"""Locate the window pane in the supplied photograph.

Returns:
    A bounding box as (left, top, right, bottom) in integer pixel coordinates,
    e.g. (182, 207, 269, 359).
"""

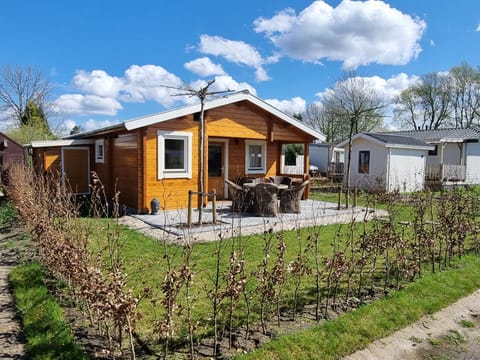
(208, 145, 222, 176)
(165, 139, 185, 170)
(358, 151, 370, 174)
(249, 145, 262, 168)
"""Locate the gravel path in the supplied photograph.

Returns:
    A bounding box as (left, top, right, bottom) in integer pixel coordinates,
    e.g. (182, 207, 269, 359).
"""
(344, 289, 480, 360)
(0, 231, 26, 359)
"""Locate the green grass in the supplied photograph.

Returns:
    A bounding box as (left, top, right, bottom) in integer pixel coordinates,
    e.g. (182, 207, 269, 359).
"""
(8, 262, 90, 360)
(0, 200, 17, 227)
(235, 256, 480, 359)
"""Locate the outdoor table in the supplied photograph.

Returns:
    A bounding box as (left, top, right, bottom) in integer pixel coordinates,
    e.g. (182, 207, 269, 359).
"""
(242, 183, 288, 216)
(243, 182, 288, 190)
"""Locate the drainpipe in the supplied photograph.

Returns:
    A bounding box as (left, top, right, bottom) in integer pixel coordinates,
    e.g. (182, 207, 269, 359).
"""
(386, 147, 391, 192)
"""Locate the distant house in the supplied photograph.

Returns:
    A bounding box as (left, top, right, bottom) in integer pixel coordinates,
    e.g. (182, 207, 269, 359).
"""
(309, 143, 344, 180)
(338, 133, 433, 193)
(384, 128, 480, 186)
(29, 92, 324, 212)
(0, 132, 26, 185)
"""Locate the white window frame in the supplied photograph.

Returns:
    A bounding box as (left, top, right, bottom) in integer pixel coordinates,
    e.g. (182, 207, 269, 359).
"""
(157, 130, 192, 179)
(245, 140, 267, 174)
(95, 139, 105, 163)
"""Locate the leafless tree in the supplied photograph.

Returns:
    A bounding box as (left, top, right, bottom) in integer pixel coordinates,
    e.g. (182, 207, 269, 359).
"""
(0, 65, 53, 126)
(394, 72, 452, 130)
(304, 102, 344, 143)
(449, 63, 480, 128)
(322, 72, 385, 206)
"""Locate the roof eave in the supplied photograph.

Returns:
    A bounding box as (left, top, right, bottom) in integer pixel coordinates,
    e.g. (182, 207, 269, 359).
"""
(30, 139, 95, 148)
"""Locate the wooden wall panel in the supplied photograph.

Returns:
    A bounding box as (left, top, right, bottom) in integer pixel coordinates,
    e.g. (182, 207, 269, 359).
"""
(142, 117, 201, 211)
(112, 133, 140, 211)
(44, 149, 61, 172)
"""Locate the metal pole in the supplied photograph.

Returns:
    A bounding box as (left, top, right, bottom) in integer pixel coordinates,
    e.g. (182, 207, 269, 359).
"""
(212, 189, 217, 224)
(188, 190, 193, 227)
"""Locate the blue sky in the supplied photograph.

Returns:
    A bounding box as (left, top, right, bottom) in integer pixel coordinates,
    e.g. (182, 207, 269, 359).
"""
(1, 0, 479, 133)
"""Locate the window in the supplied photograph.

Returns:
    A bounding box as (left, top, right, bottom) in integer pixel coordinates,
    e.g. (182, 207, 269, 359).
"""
(95, 139, 105, 163)
(158, 131, 192, 179)
(428, 145, 438, 156)
(358, 150, 370, 174)
(245, 140, 266, 174)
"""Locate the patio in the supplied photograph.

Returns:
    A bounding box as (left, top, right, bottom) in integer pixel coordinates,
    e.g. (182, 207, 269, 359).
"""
(120, 199, 387, 244)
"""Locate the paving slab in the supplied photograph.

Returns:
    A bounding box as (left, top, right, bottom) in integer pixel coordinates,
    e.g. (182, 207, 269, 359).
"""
(120, 200, 386, 244)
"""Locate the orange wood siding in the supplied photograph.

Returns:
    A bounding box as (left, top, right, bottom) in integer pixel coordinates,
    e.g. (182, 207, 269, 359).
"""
(111, 133, 140, 211)
(44, 148, 61, 172)
(206, 102, 315, 143)
(143, 116, 200, 211)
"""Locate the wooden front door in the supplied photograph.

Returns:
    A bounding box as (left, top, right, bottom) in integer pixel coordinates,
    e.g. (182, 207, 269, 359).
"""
(208, 142, 226, 199)
(62, 147, 90, 194)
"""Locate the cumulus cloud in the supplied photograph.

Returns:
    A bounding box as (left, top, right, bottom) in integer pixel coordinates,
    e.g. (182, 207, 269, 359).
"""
(476, 23, 480, 32)
(265, 96, 306, 115)
(55, 94, 123, 116)
(371, 73, 420, 100)
(184, 57, 225, 77)
(315, 73, 419, 102)
(198, 34, 275, 82)
(72, 70, 122, 98)
(121, 65, 183, 106)
(55, 65, 183, 117)
(254, 0, 426, 69)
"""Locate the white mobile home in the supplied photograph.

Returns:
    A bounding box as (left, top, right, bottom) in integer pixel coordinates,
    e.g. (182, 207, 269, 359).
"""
(309, 143, 344, 178)
(386, 128, 480, 185)
(338, 133, 433, 193)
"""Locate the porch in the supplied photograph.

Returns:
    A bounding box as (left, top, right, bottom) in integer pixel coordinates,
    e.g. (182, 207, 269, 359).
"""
(122, 199, 386, 243)
(425, 164, 466, 182)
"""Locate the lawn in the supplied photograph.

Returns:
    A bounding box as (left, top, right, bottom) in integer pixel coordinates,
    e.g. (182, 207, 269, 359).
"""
(7, 185, 480, 359)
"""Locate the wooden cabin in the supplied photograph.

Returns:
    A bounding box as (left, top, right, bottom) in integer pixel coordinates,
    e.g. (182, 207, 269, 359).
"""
(30, 92, 325, 212)
(0, 132, 26, 185)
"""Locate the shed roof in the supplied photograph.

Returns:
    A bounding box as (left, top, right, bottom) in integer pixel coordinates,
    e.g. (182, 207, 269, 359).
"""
(383, 128, 480, 143)
(337, 132, 434, 150)
(65, 91, 325, 142)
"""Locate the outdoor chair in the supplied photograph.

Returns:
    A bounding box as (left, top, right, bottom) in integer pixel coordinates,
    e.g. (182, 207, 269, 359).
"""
(279, 180, 310, 213)
(245, 177, 272, 185)
(252, 183, 279, 217)
(225, 179, 252, 213)
(269, 176, 292, 187)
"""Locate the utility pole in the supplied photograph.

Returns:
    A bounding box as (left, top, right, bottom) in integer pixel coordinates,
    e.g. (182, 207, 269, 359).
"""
(167, 79, 232, 223)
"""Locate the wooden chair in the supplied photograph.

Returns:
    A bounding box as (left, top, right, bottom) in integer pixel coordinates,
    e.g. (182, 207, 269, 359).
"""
(252, 183, 279, 217)
(269, 176, 292, 187)
(279, 180, 309, 213)
(225, 179, 252, 213)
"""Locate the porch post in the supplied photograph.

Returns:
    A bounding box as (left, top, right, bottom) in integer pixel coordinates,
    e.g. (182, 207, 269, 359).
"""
(440, 143, 445, 181)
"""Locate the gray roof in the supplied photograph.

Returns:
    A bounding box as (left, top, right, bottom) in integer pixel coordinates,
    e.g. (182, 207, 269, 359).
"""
(383, 128, 480, 143)
(365, 133, 432, 147)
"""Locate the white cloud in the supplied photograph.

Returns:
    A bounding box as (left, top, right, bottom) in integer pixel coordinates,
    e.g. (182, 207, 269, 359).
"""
(265, 96, 306, 115)
(254, 0, 426, 69)
(85, 118, 120, 131)
(198, 34, 273, 82)
(55, 65, 183, 116)
(366, 73, 420, 101)
(184, 57, 225, 77)
(254, 8, 297, 35)
(55, 94, 123, 116)
(72, 70, 122, 98)
(121, 65, 183, 106)
(315, 73, 419, 102)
